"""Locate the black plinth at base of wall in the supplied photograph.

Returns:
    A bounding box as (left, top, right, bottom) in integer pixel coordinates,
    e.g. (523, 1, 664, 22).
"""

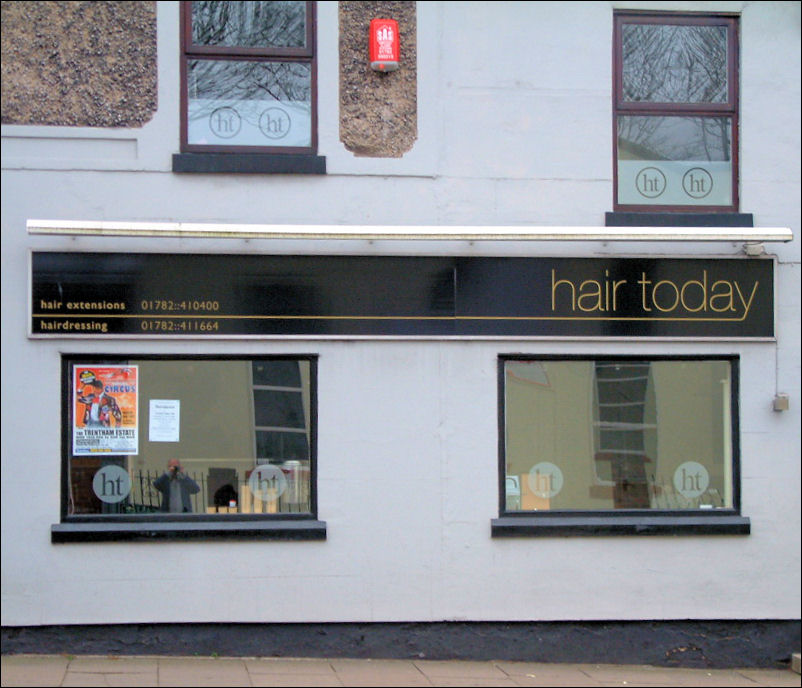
(2, 621, 799, 669)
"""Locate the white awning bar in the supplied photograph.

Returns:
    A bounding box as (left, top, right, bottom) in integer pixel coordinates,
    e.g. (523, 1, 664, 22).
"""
(27, 219, 793, 243)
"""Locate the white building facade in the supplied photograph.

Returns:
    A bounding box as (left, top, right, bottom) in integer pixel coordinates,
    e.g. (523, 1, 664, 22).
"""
(1, 1, 799, 665)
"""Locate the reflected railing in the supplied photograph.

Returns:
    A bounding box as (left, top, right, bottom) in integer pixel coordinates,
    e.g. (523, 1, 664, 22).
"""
(94, 468, 311, 515)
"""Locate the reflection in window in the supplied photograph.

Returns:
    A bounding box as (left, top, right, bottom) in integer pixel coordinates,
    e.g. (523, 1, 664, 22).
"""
(593, 362, 656, 508)
(502, 358, 735, 512)
(66, 357, 315, 518)
(187, 60, 312, 147)
(617, 116, 731, 163)
(192, 1, 307, 48)
(621, 24, 728, 103)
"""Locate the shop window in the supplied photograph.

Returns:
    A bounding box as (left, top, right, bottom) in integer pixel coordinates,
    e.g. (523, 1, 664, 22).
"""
(53, 355, 324, 542)
(613, 12, 739, 212)
(494, 357, 750, 536)
(173, 1, 325, 174)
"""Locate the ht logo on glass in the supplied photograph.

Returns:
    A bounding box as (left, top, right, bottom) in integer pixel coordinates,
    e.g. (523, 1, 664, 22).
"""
(528, 462, 564, 499)
(635, 167, 667, 199)
(259, 107, 291, 139)
(209, 106, 241, 139)
(92, 465, 131, 504)
(673, 461, 710, 499)
(682, 168, 713, 199)
(248, 465, 287, 502)
(635, 166, 715, 200)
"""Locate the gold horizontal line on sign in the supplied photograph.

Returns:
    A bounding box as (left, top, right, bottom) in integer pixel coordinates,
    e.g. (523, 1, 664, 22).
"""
(32, 314, 749, 323)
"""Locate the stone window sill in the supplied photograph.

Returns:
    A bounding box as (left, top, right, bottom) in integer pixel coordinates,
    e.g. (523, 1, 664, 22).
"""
(491, 515, 750, 537)
(172, 153, 326, 175)
(605, 212, 753, 228)
(52, 519, 327, 542)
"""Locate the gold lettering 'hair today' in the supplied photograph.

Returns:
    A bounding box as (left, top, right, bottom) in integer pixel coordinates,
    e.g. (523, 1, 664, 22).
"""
(552, 269, 759, 320)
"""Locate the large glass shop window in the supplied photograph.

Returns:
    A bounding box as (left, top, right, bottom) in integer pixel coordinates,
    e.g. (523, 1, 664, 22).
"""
(501, 358, 736, 512)
(66, 357, 315, 517)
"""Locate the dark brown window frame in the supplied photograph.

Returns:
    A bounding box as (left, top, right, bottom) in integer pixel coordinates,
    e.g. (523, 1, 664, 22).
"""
(612, 11, 740, 213)
(179, 0, 319, 156)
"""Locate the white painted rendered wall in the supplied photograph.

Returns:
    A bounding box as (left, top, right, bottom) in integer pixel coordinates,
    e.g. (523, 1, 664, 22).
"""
(1, 1, 799, 626)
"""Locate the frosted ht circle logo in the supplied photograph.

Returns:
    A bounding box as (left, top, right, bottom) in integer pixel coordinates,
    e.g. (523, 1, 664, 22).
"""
(209, 107, 241, 139)
(682, 168, 713, 199)
(92, 465, 131, 504)
(259, 107, 291, 139)
(673, 461, 710, 499)
(528, 462, 564, 499)
(635, 167, 667, 199)
(248, 465, 287, 502)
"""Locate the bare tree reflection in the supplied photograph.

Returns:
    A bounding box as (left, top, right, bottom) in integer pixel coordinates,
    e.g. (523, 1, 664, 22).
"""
(188, 2, 310, 126)
(192, 1, 306, 48)
(189, 59, 311, 107)
(618, 116, 730, 162)
(622, 24, 727, 103)
(618, 23, 730, 162)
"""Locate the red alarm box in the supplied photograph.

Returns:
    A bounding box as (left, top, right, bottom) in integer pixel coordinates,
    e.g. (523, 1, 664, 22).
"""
(370, 18, 400, 71)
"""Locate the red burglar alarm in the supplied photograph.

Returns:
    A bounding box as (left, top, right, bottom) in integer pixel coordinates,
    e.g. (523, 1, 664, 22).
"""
(370, 18, 400, 71)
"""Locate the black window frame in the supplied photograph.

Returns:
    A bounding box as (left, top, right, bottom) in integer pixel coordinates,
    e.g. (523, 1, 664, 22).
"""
(173, 1, 325, 174)
(52, 354, 325, 542)
(492, 355, 750, 537)
(612, 11, 740, 214)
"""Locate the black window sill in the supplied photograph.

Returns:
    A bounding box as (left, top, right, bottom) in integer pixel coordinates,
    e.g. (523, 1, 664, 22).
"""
(606, 212, 753, 227)
(172, 153, 326, 175)
(491, 515, 750, 537)
(51, 519, 327, 543)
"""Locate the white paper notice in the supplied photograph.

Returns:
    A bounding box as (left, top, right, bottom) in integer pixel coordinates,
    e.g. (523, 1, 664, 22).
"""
(149, 400, 180, 442)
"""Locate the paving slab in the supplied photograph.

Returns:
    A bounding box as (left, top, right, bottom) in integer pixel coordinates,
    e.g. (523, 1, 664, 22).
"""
(0, 654, 69, 687)
(249, 674, 345, 687)
(329, 658, 432, 686)
(413, 660, 509, 679)
(735, 668, 802, 686)
(61, 671, 158, 687)
(582, 664, 751, 685)
(154, 657, 251, 687)
(503, 674, 606, 687)
(244, 657, 340, 676)
(422, 678, 518, 687)
(245, 657, 345, 687)
(67, 656, 159, 674)
(494, 662, 609, 686)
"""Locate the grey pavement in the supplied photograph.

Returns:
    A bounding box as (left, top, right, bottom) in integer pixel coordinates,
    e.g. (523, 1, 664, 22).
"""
(1, 655, 800, 687)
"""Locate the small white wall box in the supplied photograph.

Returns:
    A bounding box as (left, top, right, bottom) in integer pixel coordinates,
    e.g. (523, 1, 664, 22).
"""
(773, 394, 790, 412)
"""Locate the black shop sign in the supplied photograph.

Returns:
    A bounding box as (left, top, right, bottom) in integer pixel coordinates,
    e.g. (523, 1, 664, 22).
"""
(30, 253, 774, 338)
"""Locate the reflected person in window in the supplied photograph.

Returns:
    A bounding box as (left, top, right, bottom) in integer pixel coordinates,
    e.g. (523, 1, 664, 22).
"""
(153, 459, 200, 513)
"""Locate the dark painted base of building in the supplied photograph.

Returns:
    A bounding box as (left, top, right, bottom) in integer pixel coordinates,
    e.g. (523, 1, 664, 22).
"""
(2, 621, 800, 669)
